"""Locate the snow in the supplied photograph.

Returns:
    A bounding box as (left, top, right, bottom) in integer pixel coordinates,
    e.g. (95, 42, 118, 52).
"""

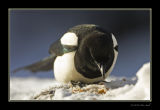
(9, 62, 150, 100)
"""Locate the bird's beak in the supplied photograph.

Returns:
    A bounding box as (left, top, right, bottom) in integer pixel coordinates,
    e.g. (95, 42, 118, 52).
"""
(96, 63, 106, 79)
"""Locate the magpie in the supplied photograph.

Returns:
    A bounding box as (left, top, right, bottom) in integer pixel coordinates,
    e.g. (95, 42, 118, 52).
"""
(13, 24, 118, 84)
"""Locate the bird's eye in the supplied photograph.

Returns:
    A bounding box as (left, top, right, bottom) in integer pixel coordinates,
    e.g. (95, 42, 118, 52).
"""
(114, 45, 118, 52)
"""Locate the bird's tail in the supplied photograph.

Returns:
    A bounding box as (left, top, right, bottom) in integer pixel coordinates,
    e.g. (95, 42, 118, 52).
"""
(12, 55, 56, 74)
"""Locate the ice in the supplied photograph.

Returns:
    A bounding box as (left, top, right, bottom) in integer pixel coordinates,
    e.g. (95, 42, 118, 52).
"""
(9, 62, 150, 100)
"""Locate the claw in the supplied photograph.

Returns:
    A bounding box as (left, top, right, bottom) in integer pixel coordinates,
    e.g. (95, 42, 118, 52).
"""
(69, 80, 86, 88)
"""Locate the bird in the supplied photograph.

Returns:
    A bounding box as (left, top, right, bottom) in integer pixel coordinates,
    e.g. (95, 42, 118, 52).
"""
(12, 24, 118, 84)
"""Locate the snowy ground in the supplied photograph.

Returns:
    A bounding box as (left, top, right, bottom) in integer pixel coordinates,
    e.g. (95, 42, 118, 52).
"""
(10, 62, 150, 101)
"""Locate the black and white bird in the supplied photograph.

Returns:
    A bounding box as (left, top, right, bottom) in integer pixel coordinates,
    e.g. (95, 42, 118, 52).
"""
(13, 24, 118, 84)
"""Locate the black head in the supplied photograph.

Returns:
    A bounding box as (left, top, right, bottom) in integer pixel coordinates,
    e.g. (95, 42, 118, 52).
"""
(87, 31, 113, 63)
(74, 26, 115, 79)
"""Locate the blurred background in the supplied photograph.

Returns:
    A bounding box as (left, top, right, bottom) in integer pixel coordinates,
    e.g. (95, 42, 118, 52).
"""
(9, 9, 151, 79)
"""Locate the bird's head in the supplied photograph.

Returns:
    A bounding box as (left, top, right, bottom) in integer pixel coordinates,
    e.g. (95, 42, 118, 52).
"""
(77, 31, 118, 79)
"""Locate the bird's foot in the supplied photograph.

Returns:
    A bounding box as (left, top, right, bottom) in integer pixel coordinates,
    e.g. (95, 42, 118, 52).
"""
(69, 80, 87, 88)
(69, 80, 109, 88)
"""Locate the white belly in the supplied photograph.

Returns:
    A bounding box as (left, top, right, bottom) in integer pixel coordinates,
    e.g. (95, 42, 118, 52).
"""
(54, 51, 118, 83)
(54, 51, 103, 83)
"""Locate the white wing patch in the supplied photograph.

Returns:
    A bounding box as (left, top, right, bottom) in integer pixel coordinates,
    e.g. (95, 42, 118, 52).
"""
(60, 32, 78, 46)
(112, 33, 118, 47)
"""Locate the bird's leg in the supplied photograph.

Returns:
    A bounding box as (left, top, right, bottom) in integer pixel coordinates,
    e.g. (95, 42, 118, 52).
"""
(69, 80, 110, 88)
(69, 80, 87, 88)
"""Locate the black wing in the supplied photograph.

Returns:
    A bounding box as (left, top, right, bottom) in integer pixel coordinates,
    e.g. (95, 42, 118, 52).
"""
(12, 39, 64, 74)
(49, 39, 78, 55)
(49, 39, 64, 56)
(12, 55, 56, 73)
(12, 25, 85, 74)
